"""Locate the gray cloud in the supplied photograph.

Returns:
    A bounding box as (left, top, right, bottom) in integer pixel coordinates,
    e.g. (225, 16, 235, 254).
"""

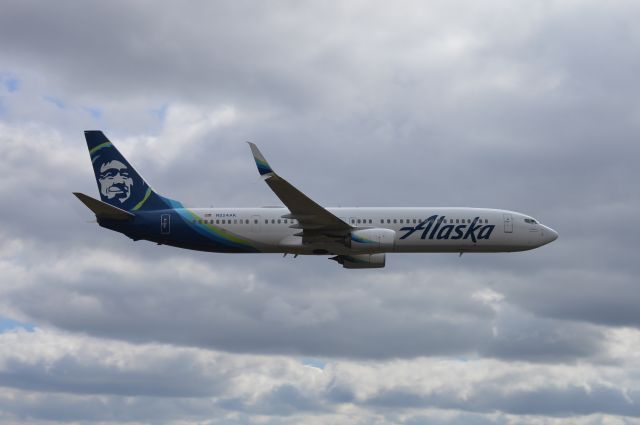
(1, 0, 640, 423)
(0, 328, 639, 424)
(0, 235, 607, 362)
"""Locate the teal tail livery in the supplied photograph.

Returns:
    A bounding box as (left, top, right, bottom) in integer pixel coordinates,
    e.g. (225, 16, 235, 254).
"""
(75, 131, 558, 268)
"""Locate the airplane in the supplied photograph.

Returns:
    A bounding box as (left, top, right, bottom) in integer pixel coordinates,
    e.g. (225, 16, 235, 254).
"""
(74, 131, 558, 268)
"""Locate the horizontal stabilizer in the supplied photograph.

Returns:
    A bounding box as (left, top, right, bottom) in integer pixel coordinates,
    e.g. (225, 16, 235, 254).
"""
(73, 192, 135, 221)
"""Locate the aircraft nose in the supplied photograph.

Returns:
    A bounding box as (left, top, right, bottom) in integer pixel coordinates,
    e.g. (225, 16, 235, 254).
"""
(542, 226, 558, 244)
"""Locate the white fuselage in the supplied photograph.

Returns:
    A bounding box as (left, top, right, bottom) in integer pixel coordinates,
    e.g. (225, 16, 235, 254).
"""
(184, 206, 558, 255)
(80, 132, 559, 268)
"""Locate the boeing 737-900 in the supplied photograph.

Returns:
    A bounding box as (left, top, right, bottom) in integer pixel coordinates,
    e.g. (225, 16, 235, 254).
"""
(74, 131, 558, 268)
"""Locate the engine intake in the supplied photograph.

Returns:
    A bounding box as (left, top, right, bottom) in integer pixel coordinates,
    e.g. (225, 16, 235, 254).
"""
(347, 228, 395, 252)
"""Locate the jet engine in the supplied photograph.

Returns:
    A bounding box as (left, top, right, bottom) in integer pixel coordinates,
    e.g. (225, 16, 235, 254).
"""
(330, 253, 386, 269)
(347, 228, 395, 252)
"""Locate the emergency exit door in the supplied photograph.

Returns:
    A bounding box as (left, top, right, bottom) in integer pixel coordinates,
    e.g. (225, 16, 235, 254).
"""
(503, 213, 513, 233)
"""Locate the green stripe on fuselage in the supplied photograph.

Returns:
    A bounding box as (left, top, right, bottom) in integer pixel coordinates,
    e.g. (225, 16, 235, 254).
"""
(186, 210, 257, 249)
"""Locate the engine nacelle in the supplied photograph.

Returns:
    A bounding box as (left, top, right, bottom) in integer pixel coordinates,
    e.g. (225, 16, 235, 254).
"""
(348, 228, 396, 252)
(331, 253, 386, 269)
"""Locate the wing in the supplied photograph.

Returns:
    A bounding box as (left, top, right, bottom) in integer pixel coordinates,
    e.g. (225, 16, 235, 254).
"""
(73, 192, 135, 220)
(248, 143, 351, 235)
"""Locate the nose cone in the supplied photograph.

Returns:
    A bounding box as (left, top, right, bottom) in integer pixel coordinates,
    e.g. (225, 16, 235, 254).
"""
(542, 226, 558, 245)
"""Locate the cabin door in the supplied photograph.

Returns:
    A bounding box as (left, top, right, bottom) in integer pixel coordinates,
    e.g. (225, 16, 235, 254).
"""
(160, 214, 171, 235)
(503, 213, 513, 233)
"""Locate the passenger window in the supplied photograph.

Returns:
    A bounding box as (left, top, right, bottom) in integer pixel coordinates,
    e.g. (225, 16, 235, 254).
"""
(413, 219, 417, 224)
(399, 219, 403, 224)
(271, 219, 275, 224)
(393, 219, 397, 224)
(277, 219, 281, 224)
(369, 219, 372, 224)
(357, 219, 361, 224)
(380, 219, 384, 224)
(387, 219, 390, 223)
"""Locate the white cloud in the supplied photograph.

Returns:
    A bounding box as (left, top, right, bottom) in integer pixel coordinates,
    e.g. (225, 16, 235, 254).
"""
(0, 327, 640, 423)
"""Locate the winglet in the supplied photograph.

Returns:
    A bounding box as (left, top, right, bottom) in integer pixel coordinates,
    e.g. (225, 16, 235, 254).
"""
(247, 142, 274, 175)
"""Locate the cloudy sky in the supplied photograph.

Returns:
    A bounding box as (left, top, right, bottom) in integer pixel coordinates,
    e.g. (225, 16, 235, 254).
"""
(1, 0, 639, 423)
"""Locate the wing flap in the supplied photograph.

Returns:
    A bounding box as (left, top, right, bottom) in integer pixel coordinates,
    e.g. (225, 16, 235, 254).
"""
(73, 192, 135, 221)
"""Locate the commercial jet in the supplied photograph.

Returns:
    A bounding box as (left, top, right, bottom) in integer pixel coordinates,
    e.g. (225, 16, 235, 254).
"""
(74, 131, 558, 268)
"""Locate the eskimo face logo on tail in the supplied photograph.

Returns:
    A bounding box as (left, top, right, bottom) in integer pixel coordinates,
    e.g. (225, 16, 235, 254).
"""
(98, 160, 134, 203)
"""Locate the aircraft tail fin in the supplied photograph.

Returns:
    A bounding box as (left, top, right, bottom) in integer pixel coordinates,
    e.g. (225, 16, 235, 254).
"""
(84, 131, 179, 211)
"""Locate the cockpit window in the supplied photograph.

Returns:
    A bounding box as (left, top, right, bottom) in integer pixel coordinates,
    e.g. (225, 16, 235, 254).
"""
(524, 218, 538, 224)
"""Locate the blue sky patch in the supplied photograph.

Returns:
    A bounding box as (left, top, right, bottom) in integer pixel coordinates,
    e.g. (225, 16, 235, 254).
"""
(149, 103, 168, 122)
(300, 357, 326, 369)
(84, 106, 103, 119)
(0, 316, 35, 333)
(43, 95, 66, 109)
(3, 77, 19, 92)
